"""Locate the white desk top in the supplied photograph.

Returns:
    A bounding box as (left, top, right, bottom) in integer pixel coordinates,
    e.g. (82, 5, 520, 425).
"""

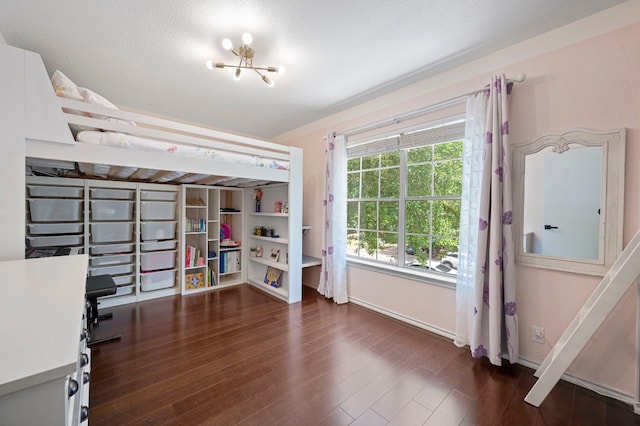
(0, 254, 88, 397)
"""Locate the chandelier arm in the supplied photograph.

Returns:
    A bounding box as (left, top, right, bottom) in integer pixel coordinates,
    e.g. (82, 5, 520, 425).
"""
(216, 64, 278, 72)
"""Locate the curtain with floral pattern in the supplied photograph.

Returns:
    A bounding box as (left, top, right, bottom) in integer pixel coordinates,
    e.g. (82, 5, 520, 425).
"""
(318, 132, 348, 303)
(455, 76, 518, 365)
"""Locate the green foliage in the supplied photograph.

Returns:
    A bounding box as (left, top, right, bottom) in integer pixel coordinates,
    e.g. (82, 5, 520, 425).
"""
(434, 140, 463, 160)
(379, 202, 398, 232)
(347, 201, 359, 228)
(408, 146, 432, 163)
(347, 172, 360, 198)
(362, 170, 379, 198)
(347, 158, 361, 172)
(361, 231, 377, 255)
(405, 200, 430, 234)
(407, 164, 432, 197)
(362, 155, 379, 170)
(380, 167, 399, 198)
(361, 201, 377, 230)
(347, 140, 462, 263)
(381, 151, 400, 167)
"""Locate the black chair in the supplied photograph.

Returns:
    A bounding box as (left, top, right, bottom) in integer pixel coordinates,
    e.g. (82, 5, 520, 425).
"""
(85, 275, 121, 347)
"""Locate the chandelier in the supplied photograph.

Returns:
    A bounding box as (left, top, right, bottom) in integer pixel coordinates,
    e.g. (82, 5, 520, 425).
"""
(206, 33, 285, 87)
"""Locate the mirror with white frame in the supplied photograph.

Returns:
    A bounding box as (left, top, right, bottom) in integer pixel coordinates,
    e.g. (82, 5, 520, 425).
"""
(512, 128, 625, 275)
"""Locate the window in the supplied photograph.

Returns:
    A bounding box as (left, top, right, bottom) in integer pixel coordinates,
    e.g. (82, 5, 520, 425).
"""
(346, 118, 464, 279)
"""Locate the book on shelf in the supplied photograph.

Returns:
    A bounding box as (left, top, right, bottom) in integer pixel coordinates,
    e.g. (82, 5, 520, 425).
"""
(185, 218, 206, 232)
(185, 272, 205, 290)
(208, 269, 217, 286)
(264, 266, 283, 288)
(219, 250, 241, 274)
(185, 245, 202, 268)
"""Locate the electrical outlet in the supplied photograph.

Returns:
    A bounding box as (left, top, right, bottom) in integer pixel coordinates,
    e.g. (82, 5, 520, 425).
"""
(531, 325, 545, 344)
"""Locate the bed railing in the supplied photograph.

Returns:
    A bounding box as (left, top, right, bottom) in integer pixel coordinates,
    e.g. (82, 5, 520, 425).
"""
(57, 97, 291, 161)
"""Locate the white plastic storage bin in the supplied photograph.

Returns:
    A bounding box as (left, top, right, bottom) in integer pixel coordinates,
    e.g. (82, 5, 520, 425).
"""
(26, 235, 83, 247)
(140, 251, 177, 271)
(108, 285, 134, 297)
(140, 240, 177, 252)
(28, 199, 83, 222)
(89, 264, 135, 276)
(90, 254, 135, 267)
(90, 243, 135, 255)
(140, 201, 176, 220)
(90, 188, 134, 200)
(28, 185, 83, 198)
(140, 270, 175, 291)
(91, 222, 134, 243)
(27, 223, 83, 235)
(140, 222, 176, 241)
(140, 191, 177, 201)
(90, 200, 134, 221)
(112, 274, 134, 287)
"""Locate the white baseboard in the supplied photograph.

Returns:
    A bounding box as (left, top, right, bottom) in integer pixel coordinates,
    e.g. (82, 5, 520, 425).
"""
(347, 295, 639, 413)
(517, 357, 637, 409)
(348, 296, 456, 340)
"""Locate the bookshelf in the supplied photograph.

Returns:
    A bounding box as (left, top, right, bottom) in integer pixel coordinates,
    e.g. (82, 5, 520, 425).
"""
(181, 185, 244, 294)
(181, 185, 209, 294)
(245, 183, 301, 303)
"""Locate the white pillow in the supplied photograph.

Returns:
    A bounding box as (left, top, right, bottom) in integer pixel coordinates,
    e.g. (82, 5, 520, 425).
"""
(51, 70, 96, 134)
(78, 87, 136, 128)
(51, 71, 136, 132)
(78, 86, 118, 114)
(51, 70, 83, 101)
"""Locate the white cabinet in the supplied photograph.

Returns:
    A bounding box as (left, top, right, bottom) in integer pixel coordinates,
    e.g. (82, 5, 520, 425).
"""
(245, 183, 302, 303)
(0, 255, 89, 425)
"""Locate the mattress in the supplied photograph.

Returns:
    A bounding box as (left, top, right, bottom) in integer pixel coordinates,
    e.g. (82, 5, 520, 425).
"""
(76, 130, 290, 170)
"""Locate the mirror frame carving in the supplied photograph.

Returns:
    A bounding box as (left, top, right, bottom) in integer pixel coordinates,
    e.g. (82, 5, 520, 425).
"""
(512, 128, 625, 275)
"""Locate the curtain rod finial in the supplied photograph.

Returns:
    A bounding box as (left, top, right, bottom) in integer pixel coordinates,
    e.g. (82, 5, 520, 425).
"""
(515, 73, 527, 83)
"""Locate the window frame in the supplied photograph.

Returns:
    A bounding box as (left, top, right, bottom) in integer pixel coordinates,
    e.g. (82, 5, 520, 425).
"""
(345, 116, 465, 287)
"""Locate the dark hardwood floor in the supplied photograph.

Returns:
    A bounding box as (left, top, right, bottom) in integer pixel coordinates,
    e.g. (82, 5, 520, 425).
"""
(89, 285, 640, 425)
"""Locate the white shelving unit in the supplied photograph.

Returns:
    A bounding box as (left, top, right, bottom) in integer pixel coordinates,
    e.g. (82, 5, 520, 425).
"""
(137, 184, 179, 302)
(25, 177, 305, 305)
(180, 185, 244, 295)
(181, 185, 211, 294)
(245, 183, 302, 303)
(87, 180, 138, 306)
(25, 176, 180, 308)
(219, 188, 244, 287)
(25, 177, 86, 256)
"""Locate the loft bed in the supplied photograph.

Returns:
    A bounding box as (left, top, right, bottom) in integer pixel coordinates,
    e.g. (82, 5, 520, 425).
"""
(1, 42, 304, 303)
(26, 70, 299, 188)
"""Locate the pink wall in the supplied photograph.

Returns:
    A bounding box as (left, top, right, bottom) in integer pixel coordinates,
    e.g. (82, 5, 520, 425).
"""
(276, 17, 640, 397)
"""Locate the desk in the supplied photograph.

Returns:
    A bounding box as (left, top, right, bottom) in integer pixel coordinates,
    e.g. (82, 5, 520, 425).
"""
(0, 254, 88, 425)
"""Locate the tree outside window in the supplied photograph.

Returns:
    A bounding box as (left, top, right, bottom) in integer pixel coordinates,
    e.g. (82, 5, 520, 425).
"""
(346, 119, 463, 277)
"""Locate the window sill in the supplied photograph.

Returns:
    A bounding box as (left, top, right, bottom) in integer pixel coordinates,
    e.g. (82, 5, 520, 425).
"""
(347, 258, 457, 290)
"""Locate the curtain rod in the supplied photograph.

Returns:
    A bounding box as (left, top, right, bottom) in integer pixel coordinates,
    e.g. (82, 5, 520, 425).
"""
(341, 73, 526, 138)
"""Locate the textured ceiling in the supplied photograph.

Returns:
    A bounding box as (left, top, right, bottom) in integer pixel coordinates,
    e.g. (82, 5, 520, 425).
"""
(0, 0, 627, 138)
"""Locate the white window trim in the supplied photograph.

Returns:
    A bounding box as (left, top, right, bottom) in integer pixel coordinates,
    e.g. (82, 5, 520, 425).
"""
(347, 257, 457, 289)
